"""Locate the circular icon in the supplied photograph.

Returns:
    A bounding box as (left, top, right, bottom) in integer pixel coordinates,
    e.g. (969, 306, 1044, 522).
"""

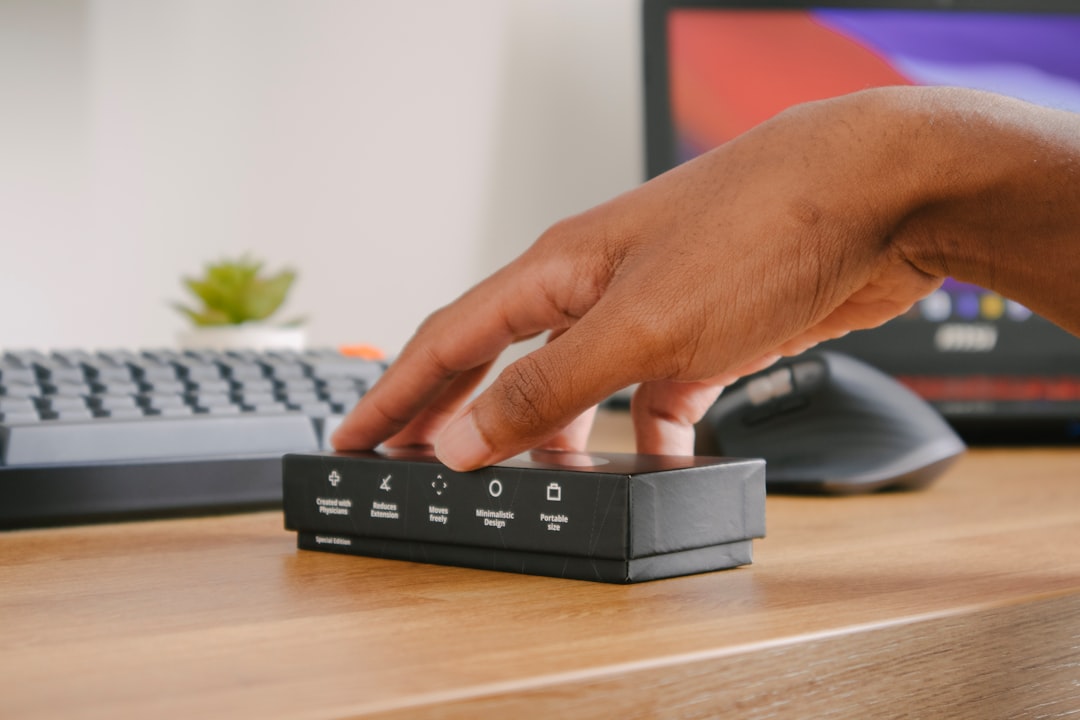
(1006, 300, 1033, 321)
(980, 293, 1004, 320)
(919, 290, 952, 322)
(488, 479, 503, 498)
(955, 293, 980, 321)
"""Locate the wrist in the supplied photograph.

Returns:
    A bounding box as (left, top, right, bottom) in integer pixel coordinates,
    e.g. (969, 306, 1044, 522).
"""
(880, 87, 1080, 333)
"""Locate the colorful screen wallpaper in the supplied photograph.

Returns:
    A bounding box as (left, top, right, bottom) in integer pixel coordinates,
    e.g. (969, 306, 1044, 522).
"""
(668, 8, 1080, 325)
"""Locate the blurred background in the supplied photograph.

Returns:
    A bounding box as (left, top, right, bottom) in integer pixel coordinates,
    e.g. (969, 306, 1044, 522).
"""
(0, 0, 642, 353)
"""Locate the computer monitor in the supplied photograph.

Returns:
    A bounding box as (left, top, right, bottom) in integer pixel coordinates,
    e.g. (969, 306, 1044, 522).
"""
(643, 0, 1080, 442)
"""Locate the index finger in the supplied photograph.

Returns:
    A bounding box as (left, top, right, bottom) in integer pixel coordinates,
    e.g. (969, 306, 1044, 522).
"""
(331, 257, 590, 452)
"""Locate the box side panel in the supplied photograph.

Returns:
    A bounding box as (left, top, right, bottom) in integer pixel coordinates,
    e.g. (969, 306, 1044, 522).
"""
(629, 458, 765, 557)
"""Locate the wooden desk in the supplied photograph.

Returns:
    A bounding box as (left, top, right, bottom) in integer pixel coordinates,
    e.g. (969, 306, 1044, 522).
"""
(3, 410, 1080, 719)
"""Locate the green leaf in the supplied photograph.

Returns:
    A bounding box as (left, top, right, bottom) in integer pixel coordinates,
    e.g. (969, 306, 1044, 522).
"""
(171, 257, 301, 327)
(242, 269, 295, 322)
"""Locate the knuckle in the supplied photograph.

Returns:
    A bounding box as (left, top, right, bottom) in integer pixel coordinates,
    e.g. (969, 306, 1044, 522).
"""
(535, 217, 577, 250)
(405, 309, 463, 376)
(366, 397, 413, 434)
(621, 303, 689, 378)
(495, 355, 560, 436)
(414, 305, 451, 337)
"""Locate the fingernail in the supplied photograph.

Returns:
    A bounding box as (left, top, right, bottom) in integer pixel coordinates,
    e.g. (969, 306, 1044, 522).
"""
(436, 411, 492, 471)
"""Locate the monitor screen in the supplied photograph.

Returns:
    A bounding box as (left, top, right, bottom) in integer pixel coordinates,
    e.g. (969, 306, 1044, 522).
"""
(643, 1, 1080, 381)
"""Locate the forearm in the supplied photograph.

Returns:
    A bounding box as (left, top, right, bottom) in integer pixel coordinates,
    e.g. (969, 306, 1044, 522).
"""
(883, 87, 1080, 335)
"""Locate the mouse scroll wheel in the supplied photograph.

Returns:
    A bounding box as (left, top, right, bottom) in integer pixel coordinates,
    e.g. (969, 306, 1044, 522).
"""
(745, 367, 795, 406)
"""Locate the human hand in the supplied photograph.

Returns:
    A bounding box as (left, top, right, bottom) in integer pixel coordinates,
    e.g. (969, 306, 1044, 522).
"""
(332, 88, 951, 470)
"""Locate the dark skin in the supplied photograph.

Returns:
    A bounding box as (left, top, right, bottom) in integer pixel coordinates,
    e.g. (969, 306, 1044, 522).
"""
(332, 87, 1080, 471)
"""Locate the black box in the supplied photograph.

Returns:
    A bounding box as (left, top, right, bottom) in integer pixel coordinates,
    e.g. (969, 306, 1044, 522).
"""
(283, 449, 765, 583)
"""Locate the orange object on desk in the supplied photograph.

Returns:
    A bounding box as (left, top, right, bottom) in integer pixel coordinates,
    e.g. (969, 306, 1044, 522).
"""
(338, 344, 386, 361)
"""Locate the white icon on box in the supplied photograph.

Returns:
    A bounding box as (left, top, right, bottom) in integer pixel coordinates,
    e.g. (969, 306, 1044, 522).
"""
(546, 482, 562, 502)
(379, 474, 392, 491)
(488, 479, 503, 498)
(432, 474, 448, 496)
(328, 470, 341, 487)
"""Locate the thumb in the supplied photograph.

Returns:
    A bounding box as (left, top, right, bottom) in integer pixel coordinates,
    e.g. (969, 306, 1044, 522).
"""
(434, 322, 642, 470)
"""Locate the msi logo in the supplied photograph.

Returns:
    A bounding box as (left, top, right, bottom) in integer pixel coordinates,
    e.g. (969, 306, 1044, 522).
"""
(934, 324, 998, 352)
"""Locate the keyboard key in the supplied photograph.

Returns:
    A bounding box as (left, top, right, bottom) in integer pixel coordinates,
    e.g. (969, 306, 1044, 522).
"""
(0, 364, 36, 385)
(0, 411, 40, 423)
(199, 404, 241, 415)
(230, 378, 275, 393)
(32, 360, 85, 384)
(325, 390, 361, 409)
(0, 397, 37, 413)
(175, 362, 223, 381)
(0, 413, 319, 466)
(244, 402, 291, 414)
(100, 407, 144, 419)
(303, 357, 382, 386)
(278, 376, 319, 393)
(129, 361, 178, 382)
(150, 406, 194, 417)
(292, 401, 335, 417)
(189, 391, 233, 408)
(52, 350, 94, 365)
(96, 350, 140, 364)
(87, 394, 140, 411)
(41, 381, 92, 397)
(90, 379, 140, 395)
(234, 390, 277, 405)
(262, 360, 307, 380)
(139, 379, 187, 394)
(41, 395, 89, 411)
(81, 360, 135, 383)
(47, 407, 95, 421)
(1, 384, 39, 400)
(281, 389, 321, 405)
(217, 360, 265, 380)
(146, 393, 188, 408)
(184, 378, 231, 394)
(4, 350, 48, 366)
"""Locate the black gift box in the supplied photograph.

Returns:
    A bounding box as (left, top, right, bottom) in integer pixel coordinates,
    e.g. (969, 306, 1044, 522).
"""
(284, 449, 765, 583)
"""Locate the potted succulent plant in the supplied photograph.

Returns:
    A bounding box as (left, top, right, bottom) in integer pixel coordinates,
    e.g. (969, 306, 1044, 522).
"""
(173, 255, 306, 350)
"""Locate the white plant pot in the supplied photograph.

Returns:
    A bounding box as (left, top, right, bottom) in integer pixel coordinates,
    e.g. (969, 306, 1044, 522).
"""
(177, 324, 306, 352)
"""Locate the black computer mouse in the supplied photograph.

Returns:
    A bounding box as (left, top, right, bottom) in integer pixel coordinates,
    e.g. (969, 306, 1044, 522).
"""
(695, 351, 966, 494)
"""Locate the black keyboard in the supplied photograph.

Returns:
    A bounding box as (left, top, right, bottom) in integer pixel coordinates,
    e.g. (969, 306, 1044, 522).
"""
(0, 348, 384, 529)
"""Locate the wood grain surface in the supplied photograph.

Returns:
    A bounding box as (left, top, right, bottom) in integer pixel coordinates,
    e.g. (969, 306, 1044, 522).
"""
(2, 410, 1079, 719)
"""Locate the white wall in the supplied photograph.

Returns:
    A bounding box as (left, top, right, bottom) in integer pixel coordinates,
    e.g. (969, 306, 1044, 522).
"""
(0, 0, 642, 355)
